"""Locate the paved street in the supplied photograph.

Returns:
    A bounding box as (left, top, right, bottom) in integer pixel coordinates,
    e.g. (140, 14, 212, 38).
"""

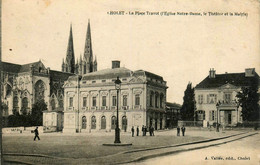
(2, 129, 255, 164)
(135, 131, 260, 165)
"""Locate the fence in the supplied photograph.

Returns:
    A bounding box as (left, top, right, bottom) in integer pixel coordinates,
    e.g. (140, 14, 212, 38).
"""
(178, 120, 203, 127)
(2, 126, 43, 134)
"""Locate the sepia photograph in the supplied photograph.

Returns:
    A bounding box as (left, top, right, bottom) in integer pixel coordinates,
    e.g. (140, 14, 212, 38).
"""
(1, 0, 259, 164)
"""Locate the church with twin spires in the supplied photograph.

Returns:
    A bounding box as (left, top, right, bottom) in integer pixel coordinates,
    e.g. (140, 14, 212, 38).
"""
(62, 20, 98, 75)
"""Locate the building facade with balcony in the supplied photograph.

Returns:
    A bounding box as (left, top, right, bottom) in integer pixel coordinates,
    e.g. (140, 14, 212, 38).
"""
(62, 61, 167, 133)
(195, 68, 259, 127)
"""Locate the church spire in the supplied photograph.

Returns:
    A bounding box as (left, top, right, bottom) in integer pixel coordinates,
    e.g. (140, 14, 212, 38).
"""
(65, 24, 75, 73)
(83, 19, 93, 73)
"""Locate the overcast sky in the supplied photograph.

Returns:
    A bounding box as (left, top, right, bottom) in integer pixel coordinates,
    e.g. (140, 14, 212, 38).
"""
(2, 0, 259, 104)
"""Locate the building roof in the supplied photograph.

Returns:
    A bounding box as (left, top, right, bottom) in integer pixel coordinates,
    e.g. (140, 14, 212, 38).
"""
(1, 61, 46, 73)
(50, 70, 75, 81)
(195, 72, 259, 89)
(81, 67, 132, 81)
(134, 70, 164, 81)
(1, 62, 22, 73)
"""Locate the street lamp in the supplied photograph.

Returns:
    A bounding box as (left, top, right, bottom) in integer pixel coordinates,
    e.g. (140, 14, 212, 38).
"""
(114, 76, 121, 143)
(216, 101, 221, 132)
(235, 99, 239, 125)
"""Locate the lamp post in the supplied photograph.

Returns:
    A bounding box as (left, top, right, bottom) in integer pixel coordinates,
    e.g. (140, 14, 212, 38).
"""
(216, 101, 220, 132)
(235, 99, 239, 125)
(114, 76, 121, 143)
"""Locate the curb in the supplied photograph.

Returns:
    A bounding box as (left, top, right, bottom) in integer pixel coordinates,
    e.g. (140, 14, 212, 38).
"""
(3, 131, 253, 165)
(120, 132, 258, 165)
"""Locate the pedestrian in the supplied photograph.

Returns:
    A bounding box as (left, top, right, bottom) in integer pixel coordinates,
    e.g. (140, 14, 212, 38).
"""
(151, 126, 154, 136)
(142, 125, 145, 136)
(131, 126, 135, 137)
(177, 126, 180, 136)
(144, 126, 147, 136)
(181, 125, 186, 136)
(136, 126, 139, 136)
(149, 126, 152, 136)
(34, 127, 40, 141)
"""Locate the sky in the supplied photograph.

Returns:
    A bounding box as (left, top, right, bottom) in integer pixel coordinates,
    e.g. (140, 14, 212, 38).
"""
(2, 0, 260, 104)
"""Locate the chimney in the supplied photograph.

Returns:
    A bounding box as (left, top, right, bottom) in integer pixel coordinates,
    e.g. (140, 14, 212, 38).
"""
(245, 68, 255, 77)
(209, 68, 216, 78)
(112, 61, 120, 69)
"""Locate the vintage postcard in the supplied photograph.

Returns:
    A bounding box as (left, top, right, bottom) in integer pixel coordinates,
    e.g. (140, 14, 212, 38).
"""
(1, 0, 259, 164)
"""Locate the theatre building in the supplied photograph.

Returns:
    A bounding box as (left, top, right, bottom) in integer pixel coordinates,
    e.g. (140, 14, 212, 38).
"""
(62, 61, 168, 133)
(194, 68, 259, 127)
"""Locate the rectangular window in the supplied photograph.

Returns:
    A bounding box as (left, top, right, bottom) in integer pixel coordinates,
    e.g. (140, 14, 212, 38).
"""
(212, 111, 215, 121)
(102, 96, 106, 106)
(150, 94, 153, 107)
(83, 97, 87, 107)
(102, 80, 106, 82)
(207, 94, 217, 104)
(224, 93, 231, 103)
(155, 95, 158, 107)
(92, 97, 96, 107)
(123, 95, 127, 106)
(69, 97, 73, 107)
(112, 96, 117, 106)
(135, 94, 140, 106)
(198, 95, 203, 104)
(92, 81, 96, 83)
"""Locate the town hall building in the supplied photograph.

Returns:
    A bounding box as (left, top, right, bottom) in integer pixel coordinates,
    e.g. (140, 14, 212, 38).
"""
(61, 61, 167, 133)
(195, 68, 259, 127)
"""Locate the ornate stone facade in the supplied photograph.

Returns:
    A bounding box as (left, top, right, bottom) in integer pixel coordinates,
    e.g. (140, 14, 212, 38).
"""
(0, 60, 74, 130)
(62, 61, 168, 133)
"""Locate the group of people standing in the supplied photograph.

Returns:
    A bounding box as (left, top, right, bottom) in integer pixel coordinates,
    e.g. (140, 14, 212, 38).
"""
(177, 125, 186, 136)
(131, 125, 155, 137)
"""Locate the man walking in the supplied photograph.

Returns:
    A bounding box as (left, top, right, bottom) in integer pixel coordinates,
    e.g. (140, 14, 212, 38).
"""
(131, 126, 135, 137)
(136, 126, 139, 136)
(151, 126, 154, 136)
(177, 126, 180, 136)
(144, 126, 147, 136)
(181, 125, 186, 136)
(142, 125, 145, 136)
(34, 127, 40, 141)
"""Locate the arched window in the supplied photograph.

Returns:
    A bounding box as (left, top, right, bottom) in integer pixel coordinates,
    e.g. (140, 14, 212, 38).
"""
(22, 97, 28, 109)
(101, 116, 106, 129)
(6, 84, 12, 97)
(150, 91, 154, 107)
(82, 116, 87, 129)
(35, 80, 45, 102)
(51, 99, 56, 110)
(111, 116, 117, 129)
(91, 116, 96, 129)
(122, 116, 127, 132)
(160, 94, 164, 108)
(13, 96, 19, 108)
(135, 94, 140, 106)
(22, 97, 28, 114)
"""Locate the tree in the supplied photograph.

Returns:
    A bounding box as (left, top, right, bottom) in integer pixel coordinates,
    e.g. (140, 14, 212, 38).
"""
(31, 100, 47, 126)
(236, 84, 259, 121)
(0, 102, 8, 116)
(180, 82, 196, 121)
